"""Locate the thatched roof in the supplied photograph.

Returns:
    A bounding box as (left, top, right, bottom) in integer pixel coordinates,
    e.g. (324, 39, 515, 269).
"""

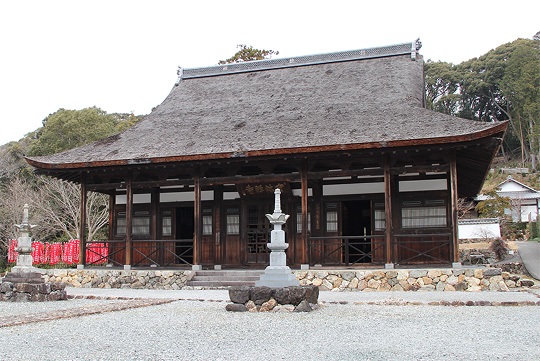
(28, 42, 505, 170)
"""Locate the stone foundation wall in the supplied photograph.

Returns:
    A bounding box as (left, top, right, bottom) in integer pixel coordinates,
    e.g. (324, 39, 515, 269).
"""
(43, 269, 191, 289)
(293, 268, 538, 292)
(38, 268, 538, 292)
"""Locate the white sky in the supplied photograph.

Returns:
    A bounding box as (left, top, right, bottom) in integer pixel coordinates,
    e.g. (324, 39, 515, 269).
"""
(1, 0, 539, 146)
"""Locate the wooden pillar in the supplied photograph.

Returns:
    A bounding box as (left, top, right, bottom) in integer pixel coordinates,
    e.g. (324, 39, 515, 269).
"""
(384, 156, 393, 264)
(213, 185, 223, 265)
(301, 160, 309, 265)
(193, 175, 201, 266)
(125, 174, 133, 267)
(449, 152, 460, 263)
(150, 188, 161, 266)
(78, 173, 87, 266)
(108, 193, 115, 241)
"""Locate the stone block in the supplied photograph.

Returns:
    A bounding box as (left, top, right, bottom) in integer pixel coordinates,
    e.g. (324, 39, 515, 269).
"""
(229, 285, 251, 304)
(427, 270, 442, 278)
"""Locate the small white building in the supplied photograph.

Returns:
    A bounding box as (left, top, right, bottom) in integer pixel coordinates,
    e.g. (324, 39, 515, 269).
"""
(478, 176, 540, 223)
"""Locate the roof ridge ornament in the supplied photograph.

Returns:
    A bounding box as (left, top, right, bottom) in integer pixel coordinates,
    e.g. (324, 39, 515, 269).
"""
(175, 66, 184, 86)
(411, 38, 422, 61)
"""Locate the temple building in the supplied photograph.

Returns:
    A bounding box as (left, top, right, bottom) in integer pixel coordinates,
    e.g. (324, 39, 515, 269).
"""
(27, 41, 507, 269)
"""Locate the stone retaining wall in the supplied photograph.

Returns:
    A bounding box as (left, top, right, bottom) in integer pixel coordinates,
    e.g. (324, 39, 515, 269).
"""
(42, 269, 191, 290)
(293, 268, 538, 292)
(39, 268, 538, 292)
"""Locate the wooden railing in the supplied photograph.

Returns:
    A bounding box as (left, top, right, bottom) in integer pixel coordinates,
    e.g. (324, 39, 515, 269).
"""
(86, 240, 125, 266)
(393, 233, 452, 265)
(132, 239, 194, 267)
(308, 235, 386, 266)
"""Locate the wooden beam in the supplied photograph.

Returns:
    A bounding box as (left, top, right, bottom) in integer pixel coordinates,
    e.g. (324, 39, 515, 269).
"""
(301, 160, 309, 265)
(78, 173, 87, 266)
(384, 156, 393, 264)
(449, 152, 460, 263)
(125, 173, 133, 266)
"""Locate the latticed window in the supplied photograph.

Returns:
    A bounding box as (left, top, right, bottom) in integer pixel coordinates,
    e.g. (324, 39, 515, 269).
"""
(374, 208, 386, 231)
(202, 209, 213, 236)
(401, 200, 447, 228)
(117, 210, 151, 235)
(161, 210, 172, 237)
(132, 211, 150, 235)
(296, 212, 311, 234)
(226, 208, 240, 235)
(326, 204, 339, 232)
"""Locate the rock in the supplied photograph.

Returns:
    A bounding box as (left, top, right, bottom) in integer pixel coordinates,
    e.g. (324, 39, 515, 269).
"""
(386, 271, 398, 279)
(0, 282, 14, 293)
(229, 285, 251, 304)
(418, 285, 435, 292)
(519, 279, 535, 287)
(321, 280, 333, 290)
(226, 303, 247, 312)
(505, 280, 516, 288)
(454, 282, 468, 291)
(357, 280, 368, 291)
(312, 278, 323, 287)
(427, 270, 442, 278)
(465, 277, 480, 287)
(304, 285, 319, 304)
(422, 277, 433, 285)
(131, 281, 144, 289)
(409, 270, 427, 278)
(349, 278, 359, 289)
(341, 271, 355, 281)
(390, 284, 404, 292)
(250, 286, 273, 305)
(367, 279, 381, 289)
(387, 278, 399, 287)
(467, 286, 482, 292)
(377, 282, 391, 291)
(274, 304, 295, 313)
(246, 300, 257, 311)
(294, 300, 312, 312)
(396, 271, 409, 281)
(474, 269, 483, 279)
(274, 286, 306, 306)
(260, 298, 277, 312)
(446, 275, 459, 286)
(435, 282, 446, 291)
(444, 284, 456, 291)
(483, 268, 502, 277)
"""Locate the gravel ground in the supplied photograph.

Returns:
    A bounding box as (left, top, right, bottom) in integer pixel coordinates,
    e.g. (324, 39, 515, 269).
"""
(0, 299, 126, 318)
(1, 299, 539, 361)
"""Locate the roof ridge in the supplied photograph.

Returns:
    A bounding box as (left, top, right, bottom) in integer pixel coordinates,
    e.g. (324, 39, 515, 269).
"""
(178, 40, 421, 81)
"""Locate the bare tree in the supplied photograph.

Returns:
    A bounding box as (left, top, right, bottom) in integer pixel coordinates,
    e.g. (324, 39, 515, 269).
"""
(34, 176, 109, 242)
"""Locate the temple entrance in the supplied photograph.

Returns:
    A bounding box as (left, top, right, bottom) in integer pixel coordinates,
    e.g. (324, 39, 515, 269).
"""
(245, 203, 273, 265)
(342, 200, 372, 264)
(175, 207, 194, 265)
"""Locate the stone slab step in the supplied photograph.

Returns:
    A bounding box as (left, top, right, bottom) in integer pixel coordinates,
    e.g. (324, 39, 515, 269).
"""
(187, 280, 258, 287)
(191, 276, 261, 282)
(186, 270, 265, 287)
